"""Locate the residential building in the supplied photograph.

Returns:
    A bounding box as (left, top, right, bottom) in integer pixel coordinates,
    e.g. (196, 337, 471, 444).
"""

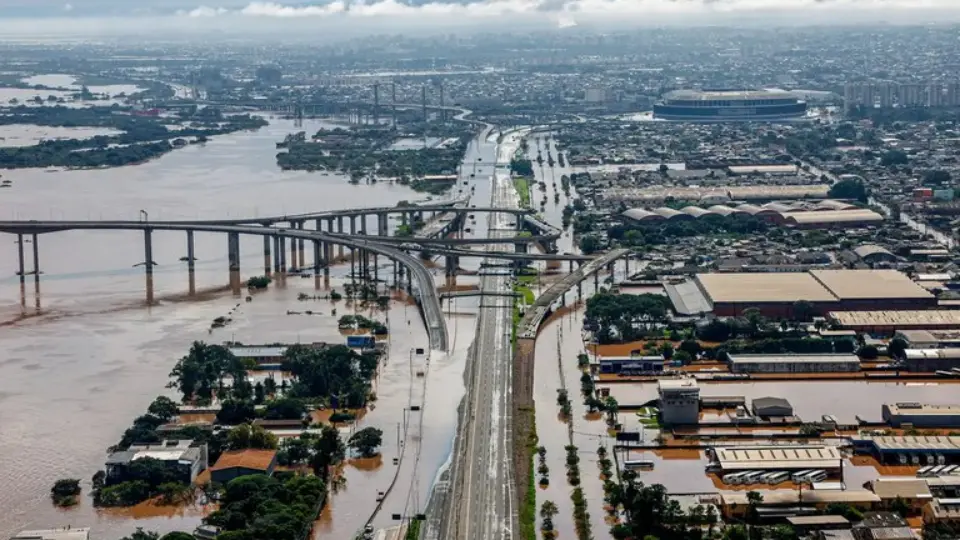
(210, 449, 278, 484)
(105, 439, 208, 485)
(882, 403, 960, 428)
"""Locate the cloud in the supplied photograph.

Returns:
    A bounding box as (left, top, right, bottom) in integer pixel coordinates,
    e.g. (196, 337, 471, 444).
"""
(179, 5, 229, 16)
(169, 0, 960, 21)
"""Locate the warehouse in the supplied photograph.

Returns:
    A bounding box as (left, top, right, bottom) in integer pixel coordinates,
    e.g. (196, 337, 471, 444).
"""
(723, 490, 879, 518)
(599, 356, 665, 375)
(851, 435, 960, 465)
(782, 209, 884, 229)
(895, 329, 960, 349)
(695, 272, 839, 317)
(809, 269, 936, 311)
(728, 353, 861, 374)
(904, 349, 960, 372)
(752, 397, 795, 417)
(829, 311, 960, 334)
(711, 444, 843, 472)
(693, 270, 933, 318)
(883, 403, 960, 428)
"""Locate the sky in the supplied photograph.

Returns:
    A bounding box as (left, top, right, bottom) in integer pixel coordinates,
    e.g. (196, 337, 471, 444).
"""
(0, 0, 958, 37)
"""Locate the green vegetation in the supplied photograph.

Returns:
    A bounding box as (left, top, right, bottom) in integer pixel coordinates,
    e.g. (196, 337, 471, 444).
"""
(556, 389, 572, 418)
(584, 293, 671, 344)
(510, 157, 534, 176)
(282, 344, 380, 408)
(516, 283, 535, 305)
(0, 106, 266, 169)
(348, 427, 384, 458)
(227, 423, 279, 450)
(514, 176, 532, 208)
(608, 474, 721, 540)
(167, 342, 251, 404)
(404, 519, 422, 540)
(93, 457, 190, 507)
(540, 499, 559, 539)
(247, 275, 272, 289)
(608, 215, 770, 247)
(828, 179, 869, 203)
(338, 314, 388, 335)
(205, 474, 326, 540)
(520, 406, 539, 540)
(50, 478, 81, 507)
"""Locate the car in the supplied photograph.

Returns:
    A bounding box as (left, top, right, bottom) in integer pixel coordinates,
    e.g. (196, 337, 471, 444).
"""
(399, 242, 422, 251)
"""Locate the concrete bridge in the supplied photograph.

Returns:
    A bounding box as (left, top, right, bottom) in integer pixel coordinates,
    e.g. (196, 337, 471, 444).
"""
(0, 220, 449, 352)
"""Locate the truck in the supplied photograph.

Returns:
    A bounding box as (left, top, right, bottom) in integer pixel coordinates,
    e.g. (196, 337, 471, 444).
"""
(347, 334, 376, 349)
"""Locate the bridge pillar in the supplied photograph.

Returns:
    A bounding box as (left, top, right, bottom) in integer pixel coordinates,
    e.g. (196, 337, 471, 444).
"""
(263, 235, 272, 276)
(568, 260, 574, 273)
(359, 215, 367, 236)
(594, 272, 599, 291)
(272, 235, 281, 273)
(315, 218, 322, 233)
(290, 225, 299, 270)
(378, 214, 388, 236)
(624, 256, 630, 277)
(16, 233, 25, 285)
(297, 222, 305, 270)
(577, 281, 582, 299)
(187, 231, 196, 295)
(323, 242, 331, 278)
(350, 216, 357, 236)
(144, 229, 154, 305)
(327, 218, 335, 236)
(279, 236, 287, 274)
(373, 254, 379, 285)
(228, 232, 241, 295)
(313, 240, 321, 290)
(350, 247, 356, 283)
(31, 233, 40, 303)
(337, 217, 345, 258)
(393, 261, 398, 290)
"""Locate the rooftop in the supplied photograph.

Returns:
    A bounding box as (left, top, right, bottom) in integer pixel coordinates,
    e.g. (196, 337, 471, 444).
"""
(664, 89, 798, 101)
(729, 354, 860, 364)
(829, 310, 960, 329)
(227, 346, 288, 358)
(855, 435, 960, 452)
(713, 444, 843, 470)
(658, 378, 699, 391)
(211, 449, 277, 472)
(785, 515, 851, 526)
(869, 477, 933, 500)
(722, 489, 880, 506)
(809, 269, 933, 301)
(884, 403, 960, 416)
(696, 272, 838, 304)
(11, 529, 91, 540)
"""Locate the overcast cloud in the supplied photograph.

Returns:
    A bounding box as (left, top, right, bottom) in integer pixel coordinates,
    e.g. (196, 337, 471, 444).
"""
(0, 0, 957, 37)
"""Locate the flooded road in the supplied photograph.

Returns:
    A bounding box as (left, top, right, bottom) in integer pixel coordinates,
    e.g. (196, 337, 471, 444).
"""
(0, 115, 450, 538)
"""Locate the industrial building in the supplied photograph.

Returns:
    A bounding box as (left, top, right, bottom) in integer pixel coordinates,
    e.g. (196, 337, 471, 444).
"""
(851, 435, 960, 465)
(692, 269, 934, 317)
(829, 311, 960, 334)
(105, 439, 208, 485)
(620, 202, 882, 230)
(599, 356, 665, 375)
(883, 403, 960, 428)
(711, 444, 843, 472)
(751, 397, 795, 417)
(653, 89, 807, 121)
(923, 498, 960, 525)
(658, 379, 700, 425)
(895, 329, 960, 349)
(903, 349, 960, 372)
(728, 353, 860, 374)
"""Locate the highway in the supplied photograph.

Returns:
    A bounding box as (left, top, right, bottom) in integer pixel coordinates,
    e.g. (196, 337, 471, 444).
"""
(432, 128, 527, 540)
(0, 220, 449, 352)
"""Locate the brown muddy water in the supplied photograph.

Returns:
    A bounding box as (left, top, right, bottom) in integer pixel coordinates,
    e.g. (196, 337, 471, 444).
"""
(0, 117, 472, 539)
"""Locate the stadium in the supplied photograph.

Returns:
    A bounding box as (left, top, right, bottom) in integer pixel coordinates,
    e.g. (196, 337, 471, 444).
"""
(653, 89, 807, 121)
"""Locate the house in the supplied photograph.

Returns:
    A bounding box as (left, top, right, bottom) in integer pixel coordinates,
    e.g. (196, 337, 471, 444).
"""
(867, 477, 933, 511)
(104, 439, 208, 485)
(210, 449, 278, 484)
(10, 528, 90, 540)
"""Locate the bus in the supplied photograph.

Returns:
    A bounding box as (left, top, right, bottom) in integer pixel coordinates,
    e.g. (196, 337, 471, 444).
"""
(737, 471, 765, 485)
(723, 472, 749, 484)
(940, 465, 959, 476)
(797, 470, 828, 484)
(766, 472, 790, 484)
(623, 460, 655, 471)
(791, 470, 814, 482)
(917, 465, 936, 478)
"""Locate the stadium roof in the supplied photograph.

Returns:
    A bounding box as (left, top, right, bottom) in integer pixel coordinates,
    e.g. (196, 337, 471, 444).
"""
(696, 272, 838, 304)
(665, 89, 798, 101)
(784, 209, 884, 225)
(810, 269, 932, 300)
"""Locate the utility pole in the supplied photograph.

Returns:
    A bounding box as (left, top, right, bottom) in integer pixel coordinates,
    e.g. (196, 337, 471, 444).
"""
(439, 81, 444, 123)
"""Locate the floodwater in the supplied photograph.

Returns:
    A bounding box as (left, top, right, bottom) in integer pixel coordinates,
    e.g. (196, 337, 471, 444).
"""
(604, 380, 960, 424)
(20, 74, 145, 97)
(0, 115, 459, 539)
(0, 125, 122, 147)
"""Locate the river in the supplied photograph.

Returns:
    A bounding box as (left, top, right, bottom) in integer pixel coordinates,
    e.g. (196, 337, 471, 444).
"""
(0, 115, 467, 539)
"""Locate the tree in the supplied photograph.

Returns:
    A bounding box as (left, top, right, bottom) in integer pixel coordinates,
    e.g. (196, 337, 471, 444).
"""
(216, 399, 256, 425)
(51, 478, 81, 506)
(672, 350, 693, 365)
(311, 425, 345, 479)
(792, 300, 815, 323)
(859, 344, 880, 360)
(263, 397, 307, 420)
(604, 396, 619, 426)
(253, 382, 265, 405)
(120, 529, 160, 540)
(888, 337, 908, 359)
(227, 423, 278, 450)
(147, 396, 179, 421)
(579, 235, 601, 254)
(160, 533, 197, 540)
(348, 427, 384, 458)
(828, 179, 869, 203)
(891, 496, 910, 518)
